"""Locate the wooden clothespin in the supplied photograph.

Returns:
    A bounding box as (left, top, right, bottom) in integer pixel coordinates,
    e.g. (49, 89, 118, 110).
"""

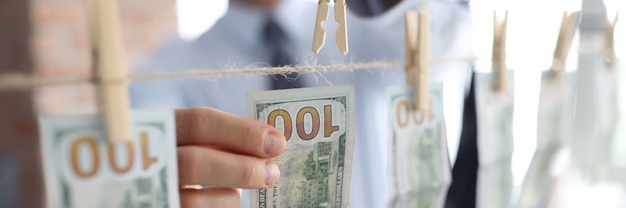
(86, 0, 132, 143)
(606, 12, 619, 70)
(492, 10, 508, 91)
(312, 0, 349, 55)
(405, 11, 430, 111)
(551, 11, 580, 80)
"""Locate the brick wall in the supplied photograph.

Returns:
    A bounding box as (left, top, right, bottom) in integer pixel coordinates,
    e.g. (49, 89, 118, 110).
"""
(0, 0, 39, 207)
(33, 0, 177, 114)
(0, 0, 176, 207)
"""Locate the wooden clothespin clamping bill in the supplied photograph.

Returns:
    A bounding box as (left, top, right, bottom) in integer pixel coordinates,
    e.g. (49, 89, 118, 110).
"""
(87, 0, 133, 143)
(492, 10, 508, 91)
(551, 11, 580, 80)
(606, 12, 619, 70)
(312, 0, 349, 55)
(405, 11, 431, 111)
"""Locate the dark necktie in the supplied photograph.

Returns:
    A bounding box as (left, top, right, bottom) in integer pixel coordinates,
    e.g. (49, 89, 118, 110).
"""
(445, 72, 478, 208)
(263, 19, 303, 90)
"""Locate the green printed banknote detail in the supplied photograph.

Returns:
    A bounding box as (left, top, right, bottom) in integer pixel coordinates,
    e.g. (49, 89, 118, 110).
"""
(248, 85, 355, 208)
(517, 71, 576, 208)
(475, 72, 515, 208)
(39, 110, 179, 208)
(386, 84, 451, 208)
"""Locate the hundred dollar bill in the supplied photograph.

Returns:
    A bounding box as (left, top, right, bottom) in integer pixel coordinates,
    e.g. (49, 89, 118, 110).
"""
(475, 72, 515, 208)
(590, 69, 620, 177)
(39, 110, 179, 208)
(516, 147, 559, 208)
(248, 85, 355, 208)
(611, 61, 626, 170)
(535, 72, 576, 149)
(386, 83, 451, 208)
(478, 160, 513, 208)
(517, 71, 576, 208)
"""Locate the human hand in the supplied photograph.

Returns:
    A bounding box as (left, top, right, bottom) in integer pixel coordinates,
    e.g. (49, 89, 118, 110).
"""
(174, 108, 286, 207)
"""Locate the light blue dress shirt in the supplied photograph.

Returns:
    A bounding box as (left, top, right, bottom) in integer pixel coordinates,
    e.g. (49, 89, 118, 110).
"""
(131, 0, 473, 207)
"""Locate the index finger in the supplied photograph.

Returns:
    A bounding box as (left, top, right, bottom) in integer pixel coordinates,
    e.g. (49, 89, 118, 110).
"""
(175, 107, 286, 158)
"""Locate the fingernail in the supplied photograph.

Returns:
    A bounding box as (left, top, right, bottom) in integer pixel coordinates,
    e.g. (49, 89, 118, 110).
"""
(265, 161, 280, 186)
(264, 131, 284, 155)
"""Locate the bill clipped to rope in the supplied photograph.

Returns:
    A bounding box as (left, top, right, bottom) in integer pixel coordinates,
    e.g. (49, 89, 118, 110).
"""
(86, 0, 132, 143)
(405, 11, 431, 111)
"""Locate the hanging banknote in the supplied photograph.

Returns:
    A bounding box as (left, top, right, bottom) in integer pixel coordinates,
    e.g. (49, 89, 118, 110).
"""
(599, 67, 620, 146)
(611, 61, 626, 167)
(475, 72, 515, 208)
(517, 71, 576, 208)
(248, 85, 355, 208)
(591, 68, 620, 176)
(386, 83, 451, 208)
(536, 72, 576, 149)
(39, 110, 179, 208)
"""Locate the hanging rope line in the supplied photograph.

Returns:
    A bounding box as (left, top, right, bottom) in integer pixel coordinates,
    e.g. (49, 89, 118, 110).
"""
(0, 57, 477, 90)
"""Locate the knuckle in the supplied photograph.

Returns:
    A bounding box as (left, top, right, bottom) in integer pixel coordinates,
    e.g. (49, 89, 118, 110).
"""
(189, 109, 210, 140)
(223, 188, 242, 206)
(240, 123, 264, 153)
(239, 158, 259, 186)
(177, 109, 200, 141)
(177, 148, 199, 184)
(202, 188, 241, 208)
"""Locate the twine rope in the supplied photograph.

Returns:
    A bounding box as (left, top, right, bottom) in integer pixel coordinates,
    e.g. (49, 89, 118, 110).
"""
(0, 57, 477, 90)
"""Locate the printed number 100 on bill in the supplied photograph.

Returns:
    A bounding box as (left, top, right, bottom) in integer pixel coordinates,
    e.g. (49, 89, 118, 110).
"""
(39, 110, 179, 208)
(248, 86, 355, 208)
